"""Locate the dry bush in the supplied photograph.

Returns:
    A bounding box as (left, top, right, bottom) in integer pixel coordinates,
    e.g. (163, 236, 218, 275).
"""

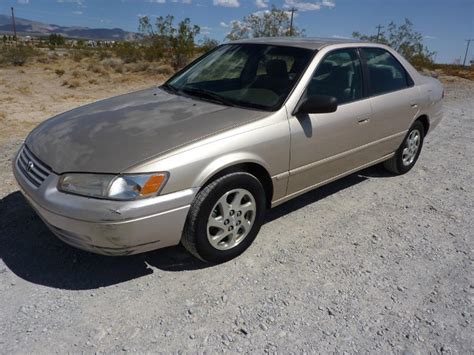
(17, 86, 32, 95)
(114, 42, 142, 63)
(0, 112, 6, 121)
(0, 45, 39, 66)
(87, 62, 106, 74)
(37, 51, 60, 64)
(101, 57, 124, 72)
(62, 79, 81, 88)
(127, 62, 150, 73)
(70, 49, 94, 62)
(422, 64, 474, 81)
(71, 70, 84, 79)
(88, 78, 98, 85)
(55, 69, 65, 77)
(101, 58, 123, 69)
(147, 64, 174, 76)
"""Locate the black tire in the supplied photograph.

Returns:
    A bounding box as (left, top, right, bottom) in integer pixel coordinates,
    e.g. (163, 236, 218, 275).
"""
(383, 120, 425, 175)
(181, 172, 266, 263)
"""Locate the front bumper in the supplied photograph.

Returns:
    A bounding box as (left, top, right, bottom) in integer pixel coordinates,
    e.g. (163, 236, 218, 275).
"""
(12, 147, 197, 256)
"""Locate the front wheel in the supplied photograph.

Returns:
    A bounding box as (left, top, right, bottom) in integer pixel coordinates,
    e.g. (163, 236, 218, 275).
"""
(383, 121, 425, 175)
(181, 172, 266, 263)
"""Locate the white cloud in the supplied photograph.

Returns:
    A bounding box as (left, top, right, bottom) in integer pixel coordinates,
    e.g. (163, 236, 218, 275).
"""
(57, 0, 84, 4)
(255, 0, 268, 8)
(424, 35, 436, 40)
(213, 0, 240, 8)
(284, 0, 335, 12)
(72, 10, 83, 14)
(17, 0, 30, 4)
(331, 34, 349, 39)
(147, 0, 166, 3)
(200, 26, 212, 35)
(220, 21, 230, 27)
(322, 0, 335, 8)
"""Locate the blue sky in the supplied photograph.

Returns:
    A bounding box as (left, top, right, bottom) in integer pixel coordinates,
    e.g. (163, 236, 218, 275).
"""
(2, 0, 473, 63)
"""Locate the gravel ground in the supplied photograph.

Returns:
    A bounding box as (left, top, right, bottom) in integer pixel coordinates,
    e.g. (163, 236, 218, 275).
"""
(0, 79, 472, 354)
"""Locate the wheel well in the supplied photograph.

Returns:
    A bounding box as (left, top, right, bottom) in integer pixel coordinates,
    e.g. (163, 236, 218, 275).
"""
(201, 163, 273, 208)
(416, 115, 430, 135)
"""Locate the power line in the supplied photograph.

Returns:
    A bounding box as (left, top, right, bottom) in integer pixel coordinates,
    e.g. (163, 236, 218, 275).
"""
(463, 39, 473, 66)
(289, 7, 297, 37)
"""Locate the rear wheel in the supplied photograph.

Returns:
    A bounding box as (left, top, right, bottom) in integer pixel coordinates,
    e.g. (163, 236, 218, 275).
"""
(383, 120, 424, 175)
(181, 172, 266, 263)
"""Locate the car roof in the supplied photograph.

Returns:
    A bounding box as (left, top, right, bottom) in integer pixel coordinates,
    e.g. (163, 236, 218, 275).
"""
(229, 37, 368, 50)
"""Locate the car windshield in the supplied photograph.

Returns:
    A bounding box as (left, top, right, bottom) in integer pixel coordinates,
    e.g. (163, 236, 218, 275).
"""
(165, 44, 314, 111)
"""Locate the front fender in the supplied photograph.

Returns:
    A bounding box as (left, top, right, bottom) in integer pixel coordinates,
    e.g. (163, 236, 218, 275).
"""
(195, 151, 272, 188)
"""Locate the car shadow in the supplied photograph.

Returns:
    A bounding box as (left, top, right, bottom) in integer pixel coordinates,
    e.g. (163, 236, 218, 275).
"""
(0, 165, 388, 290)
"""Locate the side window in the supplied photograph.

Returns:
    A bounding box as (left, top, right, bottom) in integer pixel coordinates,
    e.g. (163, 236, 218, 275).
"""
(362, 48, 409, 95)
(307, 49, 363, 105)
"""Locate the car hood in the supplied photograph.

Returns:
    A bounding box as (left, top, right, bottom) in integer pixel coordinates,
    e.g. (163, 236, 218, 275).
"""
(26, 87, 268, 174)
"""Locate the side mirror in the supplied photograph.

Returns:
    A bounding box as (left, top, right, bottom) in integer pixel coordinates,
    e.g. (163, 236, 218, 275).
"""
(295, 95, 338, 115)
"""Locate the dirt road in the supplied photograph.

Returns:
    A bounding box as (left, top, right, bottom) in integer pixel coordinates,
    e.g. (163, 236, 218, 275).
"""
(0, 69, 472, 353)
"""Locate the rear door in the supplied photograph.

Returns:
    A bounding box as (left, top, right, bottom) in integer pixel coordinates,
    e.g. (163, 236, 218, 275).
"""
(360, 47, 421, 159)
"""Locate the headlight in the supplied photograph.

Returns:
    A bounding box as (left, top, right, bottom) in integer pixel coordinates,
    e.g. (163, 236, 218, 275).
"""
(58, 173, 168, 200)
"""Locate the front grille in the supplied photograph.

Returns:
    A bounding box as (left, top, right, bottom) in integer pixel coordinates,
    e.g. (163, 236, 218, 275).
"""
(16, 146, 52, 188)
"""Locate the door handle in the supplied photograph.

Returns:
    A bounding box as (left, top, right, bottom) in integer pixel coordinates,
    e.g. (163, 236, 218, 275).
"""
(411, 103, 418, 108)
(357, 118, 370, 124)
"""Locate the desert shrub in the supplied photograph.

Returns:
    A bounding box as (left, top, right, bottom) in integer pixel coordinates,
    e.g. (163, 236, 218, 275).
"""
(101, 57, 124, 74)
(87, 62, 106, 75)
(55, 69, 65, 77)
(88, 78, 98, 85)
(70, 49, 94, 62)
(148, 63, 174, 76)
(62, 79, 81, 88)
(0, 45, 39, 66)
(97, 49, 112, 61)
(142, 45, 163, 62)
(127, 62, 150, 72)
(71, 70, 82, 78)
(138, 15, 200, 69)
(200, 38, 219, 53)
(114, 42, 142, 63)
(70, 49, 85, 62)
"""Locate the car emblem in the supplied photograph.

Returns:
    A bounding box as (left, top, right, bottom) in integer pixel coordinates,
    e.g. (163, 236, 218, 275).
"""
(27, 161, 34, 172)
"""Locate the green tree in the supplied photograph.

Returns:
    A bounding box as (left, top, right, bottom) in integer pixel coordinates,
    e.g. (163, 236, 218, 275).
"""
(200, 37, 219, 53)
(138, 15, 200, 68)
(2, 35, 7, 44)
(352, 18, 435, 68)
(226, 6, 304, 41)
(48, 33, 65, 46)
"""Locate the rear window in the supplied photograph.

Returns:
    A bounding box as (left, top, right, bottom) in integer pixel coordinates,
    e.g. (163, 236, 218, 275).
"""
(362, 48, 410, 96)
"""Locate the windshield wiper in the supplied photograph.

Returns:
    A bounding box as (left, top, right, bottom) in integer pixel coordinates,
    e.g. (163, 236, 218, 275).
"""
(180, 87, 236, 107)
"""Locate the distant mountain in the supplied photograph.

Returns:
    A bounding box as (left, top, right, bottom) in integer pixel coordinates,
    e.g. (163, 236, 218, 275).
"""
(0, 14, 136, 41)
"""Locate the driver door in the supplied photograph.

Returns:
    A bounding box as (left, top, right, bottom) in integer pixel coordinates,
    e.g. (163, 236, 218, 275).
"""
(287, 48, 373, 195)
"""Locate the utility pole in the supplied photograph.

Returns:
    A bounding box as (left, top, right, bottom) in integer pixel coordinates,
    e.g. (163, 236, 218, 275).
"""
(289, 7, 297, 37)
(375, 24, 384, 41)
(11, 7, 17, 41)
(462, 39, 473, 66)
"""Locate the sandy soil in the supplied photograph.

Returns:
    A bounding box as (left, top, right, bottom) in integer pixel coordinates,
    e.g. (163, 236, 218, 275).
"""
(0, 64, 473, 353)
